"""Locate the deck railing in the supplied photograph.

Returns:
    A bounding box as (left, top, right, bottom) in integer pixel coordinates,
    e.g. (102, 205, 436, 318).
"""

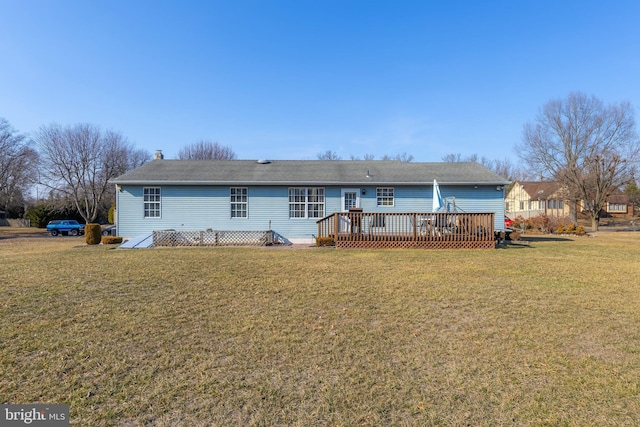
(317, 212, 496, 249)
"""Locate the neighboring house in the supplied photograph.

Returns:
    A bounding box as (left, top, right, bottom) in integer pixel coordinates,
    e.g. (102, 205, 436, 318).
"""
(506, 181, 636, 220)
(112, 155, 510, 244)
(595, 190, 636, 218)
(505, 181, 571, 219)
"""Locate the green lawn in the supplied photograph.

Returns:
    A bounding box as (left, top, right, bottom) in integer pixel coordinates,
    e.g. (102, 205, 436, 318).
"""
(1, 232, 639, 426)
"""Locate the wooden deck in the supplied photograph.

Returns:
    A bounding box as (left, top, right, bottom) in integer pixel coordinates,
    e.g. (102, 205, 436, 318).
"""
(317, 212, 496, 249)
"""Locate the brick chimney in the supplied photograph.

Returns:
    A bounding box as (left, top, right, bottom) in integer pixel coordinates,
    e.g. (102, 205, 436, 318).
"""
(154, 150, 164, 160)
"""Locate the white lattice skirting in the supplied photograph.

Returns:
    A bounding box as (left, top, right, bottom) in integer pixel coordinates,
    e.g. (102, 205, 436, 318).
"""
(152, 230, 274, 247)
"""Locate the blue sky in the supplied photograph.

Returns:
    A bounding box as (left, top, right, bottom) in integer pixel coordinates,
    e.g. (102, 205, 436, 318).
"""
(2, 1, 639, 162)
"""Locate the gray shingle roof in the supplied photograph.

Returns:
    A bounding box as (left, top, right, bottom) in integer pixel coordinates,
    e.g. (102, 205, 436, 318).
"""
(112, 160, 509, 186)
(516, 181, 565, 198)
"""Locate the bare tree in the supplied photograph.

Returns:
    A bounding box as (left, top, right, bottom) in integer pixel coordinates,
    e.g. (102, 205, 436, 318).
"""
(382, 152, 414, 162)
(178, 140, 236, 160)
(0, 119, 39, 214)
(326, 152, 412, 161)
(492, 158, 533, 181)
(518, 92, 639, 229)
(34, 123, 149, 223)
(317, 150, 341, 160)
(441, 153, 465, 163)
(442, 153, 526, 181)
(442, 153, 483, 164)
(349, 153, 377, 160)
(98, 131, 150, 218)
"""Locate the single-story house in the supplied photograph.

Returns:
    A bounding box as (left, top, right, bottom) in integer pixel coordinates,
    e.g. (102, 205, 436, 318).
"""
(506, 181, 636, 221)
(111, 154, 510, 245)
(505, 181, 572, 219)
(593, 191, 636, 219)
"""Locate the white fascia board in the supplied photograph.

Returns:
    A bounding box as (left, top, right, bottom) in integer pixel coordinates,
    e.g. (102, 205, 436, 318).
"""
(110, 180, 511, 186)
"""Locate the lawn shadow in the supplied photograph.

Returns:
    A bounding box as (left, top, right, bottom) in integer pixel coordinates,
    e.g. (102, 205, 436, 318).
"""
(0, 231, 50, 240)
(496, 235, 576, 249)
(519, 236, 575, 242)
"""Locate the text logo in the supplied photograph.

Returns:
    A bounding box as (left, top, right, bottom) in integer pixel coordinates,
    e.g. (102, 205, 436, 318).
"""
(1, 405, 69, 426)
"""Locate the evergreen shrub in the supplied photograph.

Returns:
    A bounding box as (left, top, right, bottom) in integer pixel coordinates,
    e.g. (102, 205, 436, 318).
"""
(85, 223, 102, 245)
(316, 237, 335, 247)
(108, 204, 116, 225)
(102, 236, 123, 245)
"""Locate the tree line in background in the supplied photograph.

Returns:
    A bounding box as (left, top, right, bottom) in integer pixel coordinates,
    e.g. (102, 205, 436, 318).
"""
(316, 150, 415, 163)
(0, 122, 242, 226)
(0, 119, 38, 219)
(1, 92, 638, 229)
(0, 120, 151, 226)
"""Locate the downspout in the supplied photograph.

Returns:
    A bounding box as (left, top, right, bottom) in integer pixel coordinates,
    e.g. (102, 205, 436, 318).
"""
(115, 184, 120, 236)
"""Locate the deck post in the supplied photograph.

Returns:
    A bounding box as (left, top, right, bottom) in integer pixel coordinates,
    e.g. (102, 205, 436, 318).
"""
(413, 213, 417, 240)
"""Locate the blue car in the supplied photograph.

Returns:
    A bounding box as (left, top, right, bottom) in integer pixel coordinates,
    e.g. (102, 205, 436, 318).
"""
(46, 220, 85, 236)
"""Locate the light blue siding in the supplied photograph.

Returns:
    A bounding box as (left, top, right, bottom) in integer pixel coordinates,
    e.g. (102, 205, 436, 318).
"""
(116, 184, 505, 241)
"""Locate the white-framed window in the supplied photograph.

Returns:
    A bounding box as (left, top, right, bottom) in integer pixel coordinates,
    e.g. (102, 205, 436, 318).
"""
(143, 187, 161, 218)
(529, 200, 543, 210)
(288, 188, 325, 219)
(608, 203, 626, 212)
(230, 187, 248, 218)
(376, 187, 394, 207)
(519, 201, 525, 210)
(547, 199, 565, 209)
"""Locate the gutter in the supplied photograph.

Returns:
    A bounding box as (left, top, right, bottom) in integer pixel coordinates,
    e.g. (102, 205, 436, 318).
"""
(110, 180, 511, 186)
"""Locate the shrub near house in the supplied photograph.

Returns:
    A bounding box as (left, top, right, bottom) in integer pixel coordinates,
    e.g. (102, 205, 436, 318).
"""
(85, 224, 102, 245)
(556, 223, 586, 235)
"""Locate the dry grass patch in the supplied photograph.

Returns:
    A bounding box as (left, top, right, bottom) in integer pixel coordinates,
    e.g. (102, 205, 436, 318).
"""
(1, 232, 639, 425)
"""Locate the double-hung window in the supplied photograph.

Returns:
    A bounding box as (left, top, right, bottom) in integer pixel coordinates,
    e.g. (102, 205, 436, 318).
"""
(143, 187, 161, 218)
(376, 187, 394, 207)
(529, 200, 543, 210)
(230, 187, 248, 218)
(608, 203, 626, 212)
(289, 188, 324, 218)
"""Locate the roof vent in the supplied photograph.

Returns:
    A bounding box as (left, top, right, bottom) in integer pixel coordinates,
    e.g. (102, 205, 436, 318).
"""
(257, 159, 271, 164)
